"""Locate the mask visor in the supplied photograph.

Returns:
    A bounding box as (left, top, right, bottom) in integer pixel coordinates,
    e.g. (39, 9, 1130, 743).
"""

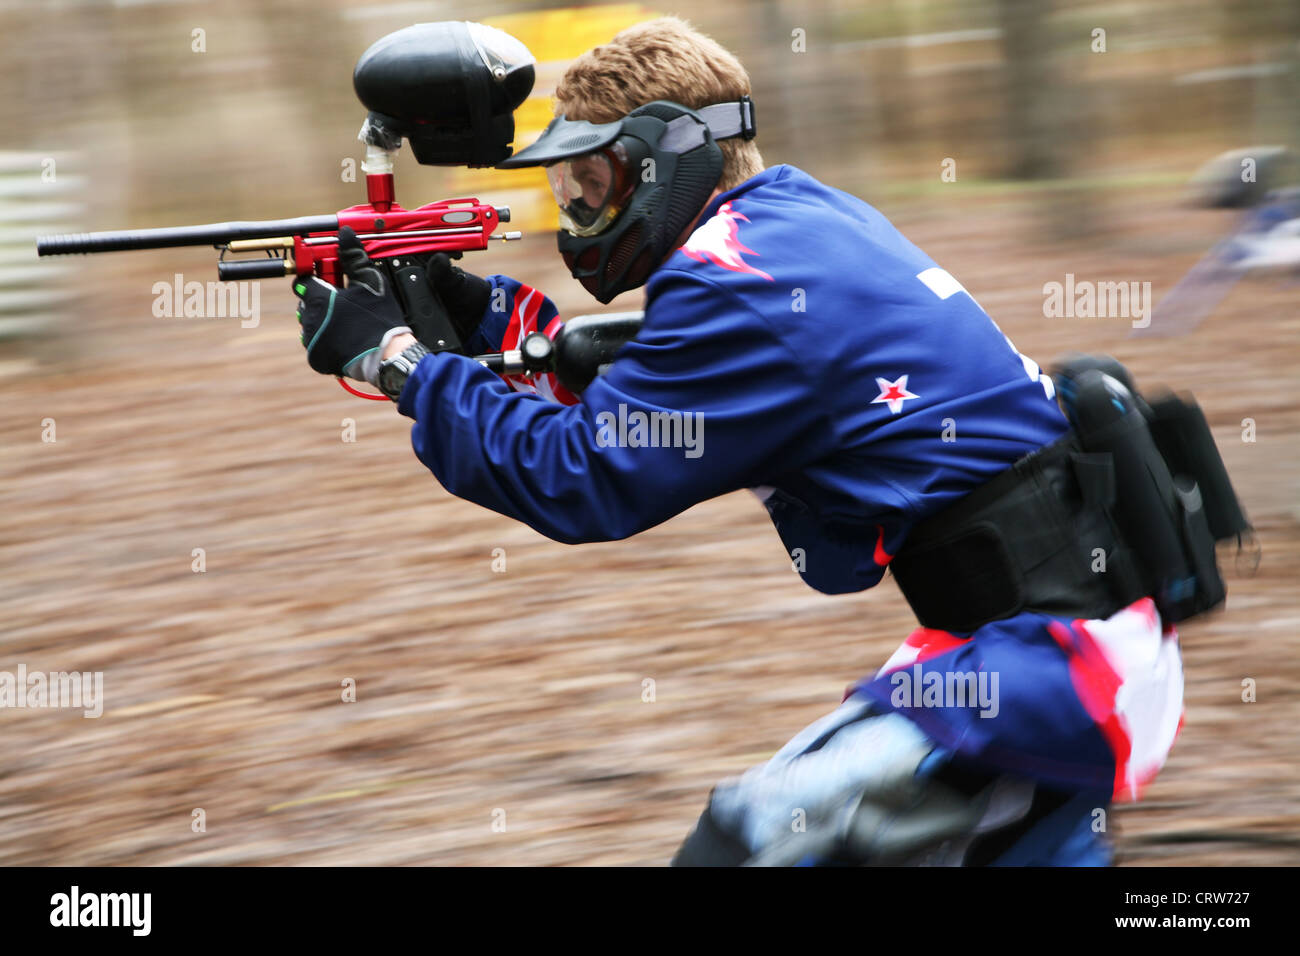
(546, 142, 636, 237)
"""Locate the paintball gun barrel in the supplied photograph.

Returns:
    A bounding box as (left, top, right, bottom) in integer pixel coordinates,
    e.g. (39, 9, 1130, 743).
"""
(37, 196, 519, 284)
(36, 216, 339, 259)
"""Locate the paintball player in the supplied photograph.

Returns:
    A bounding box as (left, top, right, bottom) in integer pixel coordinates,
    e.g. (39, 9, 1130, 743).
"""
(295, 17, 1193, 866)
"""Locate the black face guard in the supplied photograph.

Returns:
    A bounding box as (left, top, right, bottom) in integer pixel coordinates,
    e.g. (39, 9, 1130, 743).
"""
(498, 97, 756, 302)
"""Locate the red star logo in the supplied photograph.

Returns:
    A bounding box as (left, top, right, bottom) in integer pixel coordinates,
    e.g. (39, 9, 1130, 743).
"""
(871, 375, 919, 414)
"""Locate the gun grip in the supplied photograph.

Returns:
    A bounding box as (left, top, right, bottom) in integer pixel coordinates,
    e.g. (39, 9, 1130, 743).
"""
(384, 255, 463, 354)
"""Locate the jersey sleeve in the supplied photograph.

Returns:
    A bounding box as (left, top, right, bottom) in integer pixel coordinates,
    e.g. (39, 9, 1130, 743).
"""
(465, 275, 580, 406)
(397, 269, 838, 544)
(461, 275, 514, 354)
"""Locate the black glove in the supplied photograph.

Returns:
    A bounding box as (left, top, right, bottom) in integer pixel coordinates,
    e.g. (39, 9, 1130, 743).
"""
(296, 226, 409, 380)
(425, 253, 493, 343)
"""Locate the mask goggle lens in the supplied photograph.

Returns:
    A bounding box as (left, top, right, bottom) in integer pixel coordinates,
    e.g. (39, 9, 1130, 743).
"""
(546, 142, 633, 237)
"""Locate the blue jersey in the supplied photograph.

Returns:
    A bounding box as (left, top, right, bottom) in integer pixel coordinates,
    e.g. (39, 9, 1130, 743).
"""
(397, 165, 1184, 797)
(400, 164, 1068, 590)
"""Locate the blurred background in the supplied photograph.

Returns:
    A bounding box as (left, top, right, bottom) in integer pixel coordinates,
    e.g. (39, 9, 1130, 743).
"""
(0, 0, 1296, 865)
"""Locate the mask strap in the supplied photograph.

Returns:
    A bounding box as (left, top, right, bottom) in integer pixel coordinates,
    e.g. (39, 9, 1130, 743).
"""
(697, 96, 757, 141)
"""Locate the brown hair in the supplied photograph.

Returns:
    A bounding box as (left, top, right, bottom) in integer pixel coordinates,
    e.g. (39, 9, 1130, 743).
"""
(553, 16, 765, 191)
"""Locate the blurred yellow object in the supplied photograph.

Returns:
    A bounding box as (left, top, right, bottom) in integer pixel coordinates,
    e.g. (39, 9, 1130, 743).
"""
(487, 4, 657, 61)
(448, 4, 660, 234)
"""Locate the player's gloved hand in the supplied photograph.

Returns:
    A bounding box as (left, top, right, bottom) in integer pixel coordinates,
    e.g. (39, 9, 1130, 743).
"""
(426, 253, 493, 342)
(295, 226, 411, 384)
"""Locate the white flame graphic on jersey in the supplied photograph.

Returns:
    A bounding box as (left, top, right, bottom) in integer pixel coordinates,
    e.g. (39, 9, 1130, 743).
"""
(681, 201, 773, 280)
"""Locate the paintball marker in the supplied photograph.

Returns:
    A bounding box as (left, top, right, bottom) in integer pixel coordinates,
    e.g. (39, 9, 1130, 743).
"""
(34, 21, 641, 398)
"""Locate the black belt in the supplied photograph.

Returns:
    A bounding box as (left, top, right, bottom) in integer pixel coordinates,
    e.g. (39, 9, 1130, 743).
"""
(889, 435, 1147, 633)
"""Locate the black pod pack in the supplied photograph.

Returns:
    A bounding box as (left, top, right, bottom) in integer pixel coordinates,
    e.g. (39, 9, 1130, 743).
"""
(1144, 392, 1250, 541)
(1052, 355, 1251, 623)
(1066, 369, 1204, 620)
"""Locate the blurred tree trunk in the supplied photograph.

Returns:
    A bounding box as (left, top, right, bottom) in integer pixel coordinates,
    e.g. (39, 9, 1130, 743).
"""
(755, 0, 841, 178)
(1247, 0, 1300, 156)
(872, 0, 914, 151)
(997, 0, 1060, 181)
(996, 0, 1097, 238)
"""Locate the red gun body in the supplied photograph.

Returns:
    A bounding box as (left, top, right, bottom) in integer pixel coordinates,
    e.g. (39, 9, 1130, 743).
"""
(35, 172, 517, 284)
(308, 184, 503, 285)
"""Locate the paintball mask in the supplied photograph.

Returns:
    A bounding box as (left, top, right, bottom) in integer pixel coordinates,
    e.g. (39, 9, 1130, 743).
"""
(498, 97, 756, 302)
